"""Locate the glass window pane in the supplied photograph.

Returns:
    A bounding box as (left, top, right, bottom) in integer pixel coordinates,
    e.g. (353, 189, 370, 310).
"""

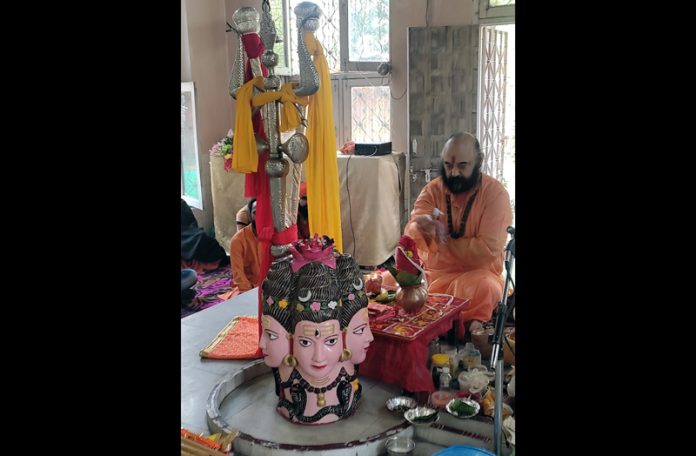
(348, 0, 389, 63)
(350, 85, 390, 143)
(490, 0, 515, 6)
(289, 0, 341, 72)
(269, 0, 287, 68)
(181, 84, 201, 204)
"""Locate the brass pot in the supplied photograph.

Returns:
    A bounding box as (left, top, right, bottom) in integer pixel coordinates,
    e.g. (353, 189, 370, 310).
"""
(396, 284, 428, 314)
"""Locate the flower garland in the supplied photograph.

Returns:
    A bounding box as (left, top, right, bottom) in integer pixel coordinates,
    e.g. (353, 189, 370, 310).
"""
(209, 129, 234, 171)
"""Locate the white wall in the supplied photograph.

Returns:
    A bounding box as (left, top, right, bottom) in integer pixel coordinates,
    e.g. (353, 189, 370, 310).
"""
(181, 0, 235, 231)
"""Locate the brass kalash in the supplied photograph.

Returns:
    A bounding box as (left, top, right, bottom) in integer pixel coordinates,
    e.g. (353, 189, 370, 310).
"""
(227, 1, 371, 425)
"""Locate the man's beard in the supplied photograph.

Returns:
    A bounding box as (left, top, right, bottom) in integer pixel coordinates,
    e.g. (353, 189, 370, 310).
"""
(440, 162, 482, 194)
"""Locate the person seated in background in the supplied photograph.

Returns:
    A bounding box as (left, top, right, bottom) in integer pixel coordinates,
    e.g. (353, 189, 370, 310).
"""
(181, 199, 229, 273)
(297, 181, 310, 240)
(403, 132, 512, 340)
(181, 268, 198, 291)
(181, 268, 198, 308)
(236, 202, 251, 233)
(229, 198, 260, 295)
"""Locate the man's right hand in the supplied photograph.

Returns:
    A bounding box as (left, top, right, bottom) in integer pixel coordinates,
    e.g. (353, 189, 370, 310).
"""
(411, 215, 446, 249)
(413, 215, 437, 245)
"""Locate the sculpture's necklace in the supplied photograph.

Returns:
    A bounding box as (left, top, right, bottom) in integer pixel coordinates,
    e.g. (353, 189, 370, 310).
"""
(281, 367, 357, 407)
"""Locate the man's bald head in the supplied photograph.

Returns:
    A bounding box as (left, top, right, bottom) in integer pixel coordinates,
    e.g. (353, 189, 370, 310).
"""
(442, 132, 481, 158)
(439, 132, 483, 194)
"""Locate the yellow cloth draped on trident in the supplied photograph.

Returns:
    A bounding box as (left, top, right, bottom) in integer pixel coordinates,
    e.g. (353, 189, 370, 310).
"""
(304, 32, 343, 252)
(231, 77, 308, 174)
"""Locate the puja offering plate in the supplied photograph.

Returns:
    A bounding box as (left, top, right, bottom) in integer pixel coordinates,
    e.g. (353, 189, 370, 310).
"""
(404, 406, 439, 426)
(385, 396, 418, 416)
(445, 398, 480, 419)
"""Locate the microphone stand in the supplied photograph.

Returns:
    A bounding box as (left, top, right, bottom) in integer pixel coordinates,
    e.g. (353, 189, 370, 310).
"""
(490, 232, 515, 456)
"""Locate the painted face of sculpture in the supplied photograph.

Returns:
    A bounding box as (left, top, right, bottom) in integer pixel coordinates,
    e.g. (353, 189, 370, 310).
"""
(345, 308, 373, 364)
(259, 315, 289, 368)
(293, 319, 343, 381)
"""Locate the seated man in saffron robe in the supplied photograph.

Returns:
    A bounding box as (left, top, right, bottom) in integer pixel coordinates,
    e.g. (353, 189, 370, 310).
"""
(404, 132, 512, 338)
(229, 198, 261, 295)
(235, 203, 251, 233)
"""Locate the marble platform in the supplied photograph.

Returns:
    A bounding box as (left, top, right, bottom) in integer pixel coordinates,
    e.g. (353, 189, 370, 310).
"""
(208, 365, 412, 455)
(182, 289, 510, 456)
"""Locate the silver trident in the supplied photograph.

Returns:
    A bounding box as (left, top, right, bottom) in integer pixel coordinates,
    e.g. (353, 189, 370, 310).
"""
(228, 1, 319, 257)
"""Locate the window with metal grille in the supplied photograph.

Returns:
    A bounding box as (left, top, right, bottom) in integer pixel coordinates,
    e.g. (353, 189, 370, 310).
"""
(270, 0, 391, 145)
(478, 24, 515, 225)
(480, 0, 516, 21)
(333, 74, 391, 145)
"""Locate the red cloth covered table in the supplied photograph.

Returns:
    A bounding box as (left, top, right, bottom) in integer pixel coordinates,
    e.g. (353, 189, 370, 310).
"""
(359, 295, 470, 393)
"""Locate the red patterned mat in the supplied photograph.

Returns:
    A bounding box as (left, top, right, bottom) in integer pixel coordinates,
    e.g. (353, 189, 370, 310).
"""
(199, 315, 262, 360)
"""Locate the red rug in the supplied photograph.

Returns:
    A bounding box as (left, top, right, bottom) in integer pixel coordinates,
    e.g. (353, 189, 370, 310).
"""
(181, 265, 233, 318)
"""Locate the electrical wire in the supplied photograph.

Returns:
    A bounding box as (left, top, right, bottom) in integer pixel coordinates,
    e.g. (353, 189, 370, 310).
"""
(425, 0, 431, 27)
(345, 154, 357, 257)
(390, 85, 407, 100)
(393, 154, 403, 196)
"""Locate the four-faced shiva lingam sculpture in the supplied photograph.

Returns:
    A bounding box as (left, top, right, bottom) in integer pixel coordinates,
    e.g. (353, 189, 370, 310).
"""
(259, 236, 373, 424)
